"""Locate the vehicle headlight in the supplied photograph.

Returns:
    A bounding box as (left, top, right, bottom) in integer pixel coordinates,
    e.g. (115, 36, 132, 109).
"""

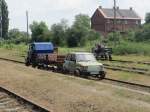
(100, 66, 104, 71)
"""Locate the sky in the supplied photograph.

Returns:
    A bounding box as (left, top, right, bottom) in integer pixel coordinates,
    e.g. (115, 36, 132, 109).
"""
(6, 0, 150, 31)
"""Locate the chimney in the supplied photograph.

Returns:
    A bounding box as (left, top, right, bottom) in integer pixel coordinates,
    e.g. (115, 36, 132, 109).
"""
(130, 7, 133, 11)
(99, 6, 102, 9)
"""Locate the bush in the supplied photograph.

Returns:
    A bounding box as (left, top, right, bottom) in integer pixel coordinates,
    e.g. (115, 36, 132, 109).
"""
(30, 21, 52, 42)
(113, 41, 150, 55)
(51, 19, 68, 46)
(66, 28, 79, 47)
(134, 24, 150, 42)
(8, 29, 29, 44)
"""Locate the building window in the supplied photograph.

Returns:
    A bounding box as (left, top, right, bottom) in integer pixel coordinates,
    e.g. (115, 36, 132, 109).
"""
(107, 19, 110, 23)
(124, 20, 128, 24)
(136, 20, 139, 25)
(117, 20, 121, 24)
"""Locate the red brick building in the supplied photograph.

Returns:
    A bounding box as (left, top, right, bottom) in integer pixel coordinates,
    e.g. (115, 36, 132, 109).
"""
(91, 6, 141, 35)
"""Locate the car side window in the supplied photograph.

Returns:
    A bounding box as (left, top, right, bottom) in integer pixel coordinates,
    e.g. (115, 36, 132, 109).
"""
(71, 54, 76, 61)
(66, 54, 71, 61)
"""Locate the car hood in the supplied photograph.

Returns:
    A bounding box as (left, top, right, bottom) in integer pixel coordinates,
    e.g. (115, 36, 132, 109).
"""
(77, 61, 103, 66)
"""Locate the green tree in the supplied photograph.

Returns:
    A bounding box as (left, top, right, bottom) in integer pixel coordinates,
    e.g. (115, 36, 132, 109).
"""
(51, 19, 68, 46)
(87, 30, 100, 41)
(107, 32, 122, 46)
(8, 28, 29, 44)
(66, 28, 80, 47)
(65, 14, 101, 47)
(0, 0, 9, 39)
(135, 24, 150, 42)
(73, 14, 91, 30)
(145, 13, 150, 24)
(71, 14, 91, 46)
(30, 21, 51, 42)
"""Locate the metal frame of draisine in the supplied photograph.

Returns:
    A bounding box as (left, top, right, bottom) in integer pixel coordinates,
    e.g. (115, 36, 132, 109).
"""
(25, 42, 106, 79)
(25, 42, 66, 70)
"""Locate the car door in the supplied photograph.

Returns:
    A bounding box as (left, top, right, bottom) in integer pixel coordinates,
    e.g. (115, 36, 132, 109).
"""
(69, 54, 76, 72)
(63, 54, 71, 71)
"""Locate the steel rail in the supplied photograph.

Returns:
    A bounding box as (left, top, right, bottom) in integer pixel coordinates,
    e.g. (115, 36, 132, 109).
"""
(104, 66, 150, 76)
(0, 86, 50, 112)
(104, 78, 150, 93)
(0, 57, 24, 64)
(111, 59, 150, 65)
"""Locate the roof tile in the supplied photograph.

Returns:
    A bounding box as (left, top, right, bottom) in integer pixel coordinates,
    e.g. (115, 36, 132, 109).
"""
(99, 8, 141, 19)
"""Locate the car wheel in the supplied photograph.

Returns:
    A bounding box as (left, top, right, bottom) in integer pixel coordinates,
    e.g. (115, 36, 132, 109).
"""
(109, 55, 112, 61)
(74, 69, 81, 76)
(32, 63, 37, 68)
(37, 65, 41, 69)
(25, 61, 30, 66)
(63, 67, 69, 74)
(98, 72, 106, 80)
(25, 58, 30, 66)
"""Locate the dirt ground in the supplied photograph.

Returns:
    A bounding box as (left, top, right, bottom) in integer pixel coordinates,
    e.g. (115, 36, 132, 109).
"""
(0, 60, 150, 112)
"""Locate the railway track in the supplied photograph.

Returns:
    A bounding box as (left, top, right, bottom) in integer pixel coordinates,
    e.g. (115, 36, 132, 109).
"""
(104, 64, 149, 72)
(1, 57, 150, 75)
(110, 59, 150, 65)
(0, 57, 150, 94)
(103, 78, 150, 93)
(1, 57, 149, 75)
(104, 64, 150, 76)
(0, 58, 24, 64)
(0, 86, 50, 112)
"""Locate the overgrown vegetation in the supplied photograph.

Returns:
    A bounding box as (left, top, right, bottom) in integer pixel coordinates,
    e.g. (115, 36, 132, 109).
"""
(29, 14, 99, 47)
(101, 14, 150, 56)
(102, 25, 150, 55)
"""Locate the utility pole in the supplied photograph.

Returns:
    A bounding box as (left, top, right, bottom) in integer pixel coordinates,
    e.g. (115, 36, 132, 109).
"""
(113, 0, 117, 32)
(0, 1, 3, 38)
(0, 15, 2, 38)
(26, 11, 29, 38)
(113, 0, 117, 46)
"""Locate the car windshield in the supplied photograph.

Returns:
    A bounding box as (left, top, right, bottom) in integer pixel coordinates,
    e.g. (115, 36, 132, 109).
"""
(76, 54, 96, 62)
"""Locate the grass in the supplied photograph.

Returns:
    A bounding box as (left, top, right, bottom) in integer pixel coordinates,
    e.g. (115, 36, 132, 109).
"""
(113, 55, 150, 62)
(0, 43, 28, 62)
(106, 69, 150, 86)
(0, 48, 25, 62)
(101, 61, 150, 71)
(112, 41, 150, 56)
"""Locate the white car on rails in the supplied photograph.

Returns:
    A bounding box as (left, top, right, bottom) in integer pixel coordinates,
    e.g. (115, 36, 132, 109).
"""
(63, 52, 106, 79)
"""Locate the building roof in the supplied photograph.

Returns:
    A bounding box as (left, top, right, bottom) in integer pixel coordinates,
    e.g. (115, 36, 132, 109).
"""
(98, 7, 141, 20)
